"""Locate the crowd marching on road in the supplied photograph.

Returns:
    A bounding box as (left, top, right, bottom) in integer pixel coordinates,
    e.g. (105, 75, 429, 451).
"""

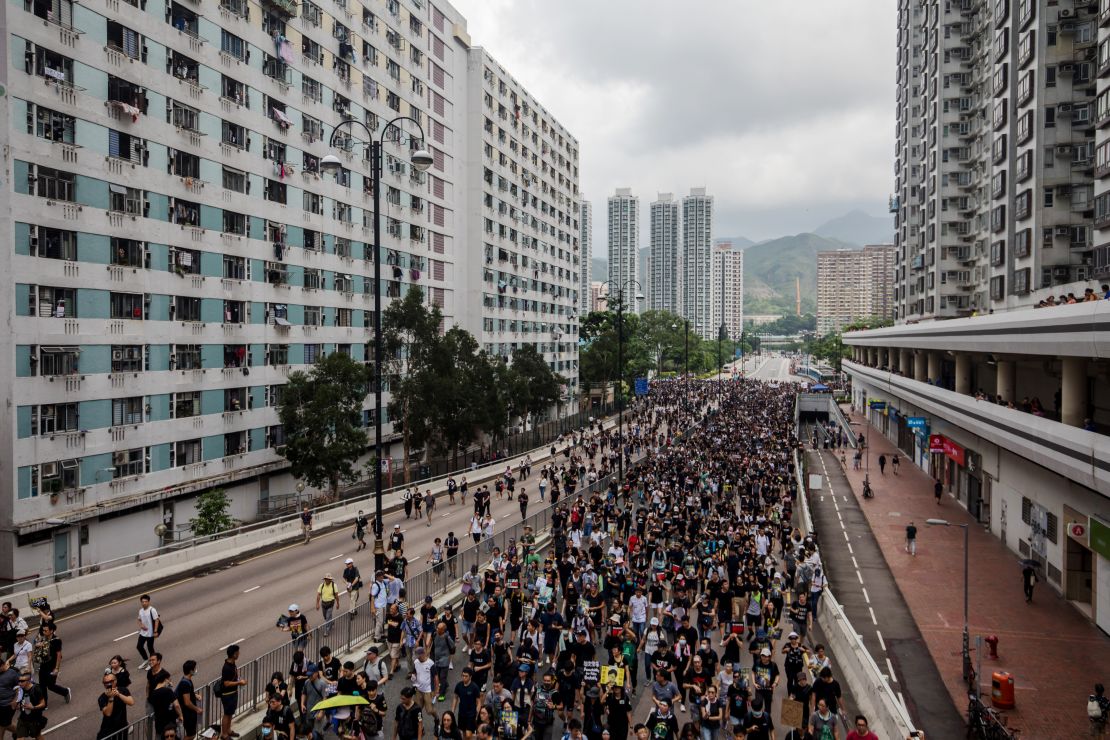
(0, 373, 910, 740)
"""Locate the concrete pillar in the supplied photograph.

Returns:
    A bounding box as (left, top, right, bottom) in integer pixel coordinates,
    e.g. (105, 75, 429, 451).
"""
(914, 351, 928, 382)
(890, 347, 900, 374)
(870, 347, 879, 366)
(1061, 357, 1089, 428)
(955, 353, 972, 395)
(880, 348, 890, 369)
(927, 351, 942, 385)
(996, 360, 1016, 405)
(901, 348, 912, 377)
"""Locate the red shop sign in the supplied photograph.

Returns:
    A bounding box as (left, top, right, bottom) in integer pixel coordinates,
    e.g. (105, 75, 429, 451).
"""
(942, 437, 966, 466)
(928, 434, 945, 454)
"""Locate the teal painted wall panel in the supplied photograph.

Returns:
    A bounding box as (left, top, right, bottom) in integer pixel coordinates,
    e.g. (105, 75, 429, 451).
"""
(200, 251, 222, 278)
(16, 346, 33, 378)
(16, 406, 33, 439)
(80, 233, 111, 265)
(250, 343, 265, 366)
(75, 119, 108, 156)
(250, 386, 265, 410)
(250, 216, 266, 240)
(289, 343, 304, 365)
(75, 175, 109, 210)
(81, 345, 111, 374)
(148, 293, 171, 321)
(200, 204, 222, 232)
(285, 225, 304, 246)
(15, 284, 31, 316)
(74, 5, 107, 43)
(250, 258, 264, 282)
(201, 389, 223, 416)
(148, 393, 172, 422)
(200, 344, 222, 369)
(80, 399, 112, 430)
(198, 65, 220, 93)
(146, 192, 170, 222)
(250, 302, 265, 325)
(250, 426, 265, 452)
(286, 304, 304, 325)
(149, 443, 172, 472)
(148, 344, 171, 371)
(200, 298, 223, 323)
(148, 243, 170, 272)
(13, 222, 29, 257)
(12, 161, 29, 195)
(199, 158, 221, 184)
(9, 36, 26, 71)
(11, 99, 28, 132)
(80, 453, 114, 488)
(73, 63, 107, 101)
(147, 142, 169, 175)
(202, 434, 224, 461)
(17, 467, 33, 500)
(199, 110, 221, 139)
(77, 289, 109, 319)
(145, 41, 167, 75)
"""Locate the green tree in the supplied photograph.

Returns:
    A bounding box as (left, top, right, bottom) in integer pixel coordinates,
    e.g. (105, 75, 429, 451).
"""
(381, 287, 442, 482)
(508, 344, 565, 426)
(276, 352, 370, 499)
(190, 488, 234, 536)
(427, 327, 506, 468)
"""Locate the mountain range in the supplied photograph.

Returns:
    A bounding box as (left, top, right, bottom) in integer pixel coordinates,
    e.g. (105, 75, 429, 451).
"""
(588, 210, 892, 315)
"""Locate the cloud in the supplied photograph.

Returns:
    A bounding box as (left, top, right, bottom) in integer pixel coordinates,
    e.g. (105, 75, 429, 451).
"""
(451, 0, 896, 244)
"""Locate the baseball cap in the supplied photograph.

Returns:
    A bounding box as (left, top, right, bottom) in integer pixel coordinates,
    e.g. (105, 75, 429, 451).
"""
(344, 558, 354, 565)
(788, 631, 799, 639)
(289, 604, 300, 612)
(366, 646, 379, 655)
(394, 524, 401, 529)
(649, 617, 659, 626)
(306, 662, 319, 673)
(324, 573, 334, 580)
(760, 648, 771, 657)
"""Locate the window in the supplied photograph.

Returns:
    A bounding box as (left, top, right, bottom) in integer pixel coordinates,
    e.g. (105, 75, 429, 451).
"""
(1015, 190, 1032, 220)
(173, 295, 201, 322)
(990, 240, 1005, 267)
(222, 120, 247, 148)
(172, 439, 202, 466)
(1013, 267, 1031, 294)
(34, 166, 75, 201)
(36, 346, 80, 376)
(223, 210, 247, 235)
(30, 105, 75, 143)
(33, 227, 77, 261)
(222, 76, 247, 107)
(111, 345, 143, 372)
(32, 403, 79, 435)
(106, 21, 142, 59)
(111, 238, 145, 267)
(173, 344, 202, 369)
(267, 344, 289, 365)
(173, 391, 200, 418)
(170, 248, 200, 276)
(223, 300, 246, 323)
(990, 275, 1005, 301)
(223, 166, 247, 193)
(220, 30, 247, 60)
(991, 204, 1007, 232)
(223, 255, 246, 280)
(302, 0, 321, 26)
(38, 459, 79, 494)
(1016, 150, 1033, 182)
(304, 343, 322, 363)
(303, 191, 323, 215)
(302, 75, 323, 103)
(302, 38, 323, 64)
(264, 179, 287, 204)
(1045, 107, 1055, 129)
(110, 292, 144, 319)
(304, 305, 322, 325)
(110, 185, 143, 216)
(112, 396, 144, 426)
(1043, 187, 1054, 208)
(33, 46, 74, 84)
(302, 114, 323, 143)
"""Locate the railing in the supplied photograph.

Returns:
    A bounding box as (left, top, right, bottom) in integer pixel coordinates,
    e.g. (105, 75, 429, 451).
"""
(0, 405, 618, 597)
(103, 409, 676, 740)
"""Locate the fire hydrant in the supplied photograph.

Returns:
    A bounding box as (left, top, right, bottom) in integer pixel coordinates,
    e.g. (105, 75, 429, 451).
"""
(985, 634, 999, 659)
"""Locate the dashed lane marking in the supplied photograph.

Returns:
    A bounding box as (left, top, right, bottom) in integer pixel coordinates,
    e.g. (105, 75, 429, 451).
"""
(856, 570, 864, 584)
(243, 585, 261, 594)
(58, 576, 195, 623)
(113, 630, 138, 642)
(869, 607, 877, 625)
(44, 716, 77, 734)
(886, 657, 898, 683)
(329, 553, 345, 560)
(851, 556, 859, 570)
(861, 587, 870, 604)
(218, 638, 245, 652)
(876, 630, 885, 651)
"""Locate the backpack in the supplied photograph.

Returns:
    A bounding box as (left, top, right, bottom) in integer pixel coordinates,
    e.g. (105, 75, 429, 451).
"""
(1089, 697, 1105, 719)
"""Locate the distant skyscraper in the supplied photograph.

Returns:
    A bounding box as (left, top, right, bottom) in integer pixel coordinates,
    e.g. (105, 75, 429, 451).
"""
(579, 200, 592, 314)
(650, 193, 680, 314)
(607, 188, 639, 310)
(712, 243, 745, 342)
(638, 247, 651, 311)
(816, 245, 895, 335)
(682, 188, 714, 338)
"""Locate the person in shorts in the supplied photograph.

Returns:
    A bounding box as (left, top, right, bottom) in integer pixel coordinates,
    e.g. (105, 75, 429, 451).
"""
(219, 645, 245, 740)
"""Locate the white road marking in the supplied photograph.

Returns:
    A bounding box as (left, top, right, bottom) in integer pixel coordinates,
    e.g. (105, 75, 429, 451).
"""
(861, 587, 870, 604)
(329, 553, 345, 560)
(844, 531, 850, 542)
(886, 657, 898, 682)
(43, 716, 78, 734)
(876, 630, 885, 651)
(113, 630, 138, 642)
(338, 589, 348, 596)
(851, 556, 859, 569)
(219, 638, 245, 652)
(846, 543, 853, 554)
(243, 585, 261, 594)
(868, 607, 877, 625)
(856, 570, 864, 584)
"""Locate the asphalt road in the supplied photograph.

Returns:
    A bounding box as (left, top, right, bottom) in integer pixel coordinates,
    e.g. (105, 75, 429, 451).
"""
(39, 427, 624, 738)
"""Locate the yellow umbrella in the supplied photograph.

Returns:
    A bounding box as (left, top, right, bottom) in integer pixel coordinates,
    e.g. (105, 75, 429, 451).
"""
(311, 694, 370, 711)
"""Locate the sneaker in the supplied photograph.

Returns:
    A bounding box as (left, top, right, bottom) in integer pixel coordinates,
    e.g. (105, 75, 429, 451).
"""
(64, 688, 72, 704)
(679, 704, 687, 713)
(138, 660, 150, 671)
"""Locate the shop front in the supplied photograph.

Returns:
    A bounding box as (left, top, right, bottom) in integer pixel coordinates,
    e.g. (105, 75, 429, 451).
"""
(905, 416, 930, 471)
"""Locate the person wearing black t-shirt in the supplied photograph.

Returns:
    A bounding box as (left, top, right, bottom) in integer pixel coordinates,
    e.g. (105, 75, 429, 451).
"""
(35, 623, 69, 706)
(264, 694, 296, 739)
(645, 700, 679, 740)
(97, 671, 134, 740)
(148, 669, 182, 736)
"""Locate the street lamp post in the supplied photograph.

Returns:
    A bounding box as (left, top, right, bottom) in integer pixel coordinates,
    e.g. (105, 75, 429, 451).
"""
(602, 279, 643, 485)
(322, 117, 432, 573)
(927, 518, 972, 687)
(670, 320, 690, 413)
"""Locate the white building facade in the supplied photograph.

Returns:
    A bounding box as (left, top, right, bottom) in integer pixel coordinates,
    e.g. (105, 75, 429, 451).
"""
(579, 199, 592, 314)
(607, 188, 639, 309)
(711, 244, 744, 341)
(1, 0, 576, 581)
(649, 193, 680, 314)
(681, 188, 713, 338)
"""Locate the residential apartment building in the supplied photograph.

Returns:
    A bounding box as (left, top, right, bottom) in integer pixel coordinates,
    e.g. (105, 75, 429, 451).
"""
(681, 188, 713, 337)
(1, 0, 575, 581)
(579, 199, 592, 314)
(465, 49, 580, 409)
(710, 243, 744, 341)
(649, 193, 680, 314)
(893, 0, 1099, 321)
(816, 245, 895, 335)
(607, 188, 638, 309)
(589, 281, 609, 312)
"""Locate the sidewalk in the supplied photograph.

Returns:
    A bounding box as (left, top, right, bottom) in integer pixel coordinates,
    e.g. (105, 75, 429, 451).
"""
(840, 409, 1110, 739)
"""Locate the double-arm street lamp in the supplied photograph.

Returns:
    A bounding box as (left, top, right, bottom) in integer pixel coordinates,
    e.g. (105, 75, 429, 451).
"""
(926, 518, 972, 687)
(602, 279, 643, 484)
(321, 117, 432, 571)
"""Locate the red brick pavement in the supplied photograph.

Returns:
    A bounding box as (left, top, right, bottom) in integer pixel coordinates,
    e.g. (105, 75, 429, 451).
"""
(838, 409, 1109, 740)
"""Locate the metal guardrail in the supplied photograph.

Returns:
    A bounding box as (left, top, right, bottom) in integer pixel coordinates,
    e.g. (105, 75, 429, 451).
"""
(1, 405, 618, 598)
(102, 410, 673, 740)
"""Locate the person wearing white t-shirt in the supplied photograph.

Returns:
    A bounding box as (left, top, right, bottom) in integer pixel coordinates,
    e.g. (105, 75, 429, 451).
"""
(410, 646, 438, 723)
(629, 587, 649, 639)
(135, 594, 160, 670)
(11, 630, 32, 671)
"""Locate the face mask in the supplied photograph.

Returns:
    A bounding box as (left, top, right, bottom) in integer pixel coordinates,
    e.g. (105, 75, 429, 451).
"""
(261, 729, 273, 737)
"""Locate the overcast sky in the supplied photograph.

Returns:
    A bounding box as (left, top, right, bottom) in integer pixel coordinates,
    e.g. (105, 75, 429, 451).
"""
(451, 0, 897, 255)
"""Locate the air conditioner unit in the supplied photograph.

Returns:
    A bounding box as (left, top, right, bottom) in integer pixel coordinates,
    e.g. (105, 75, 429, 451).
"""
(1060, 8, 1073, 17)
(1076, 266, 1091, 281)
(28, 224, 39, 252)
(1059, 103, 1073, 112)
(41, 462, 59, 477)
(1058, 144, 1074, 153)
(113, 451, 127, 466)
(1060, 64, 1075, 73)
(1053, 265, 1070, 278)
(112, 349, 124, 361)
(1056, 226, 1072, 237)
